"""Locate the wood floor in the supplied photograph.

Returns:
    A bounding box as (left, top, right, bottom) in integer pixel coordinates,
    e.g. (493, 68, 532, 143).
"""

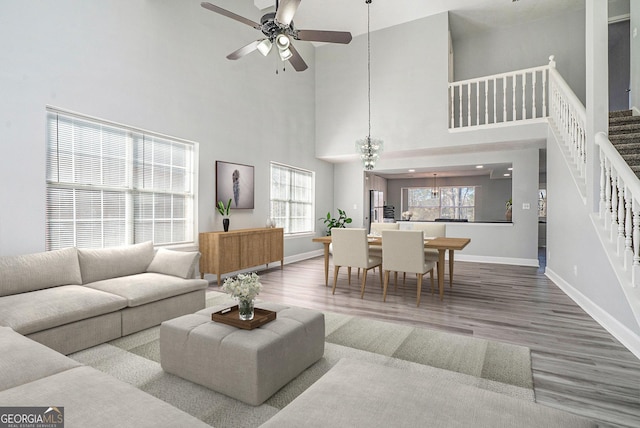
(207, 256, 640, 428)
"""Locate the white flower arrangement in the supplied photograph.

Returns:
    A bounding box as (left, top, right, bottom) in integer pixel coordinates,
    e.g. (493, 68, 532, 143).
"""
(222, 272, 262, 301)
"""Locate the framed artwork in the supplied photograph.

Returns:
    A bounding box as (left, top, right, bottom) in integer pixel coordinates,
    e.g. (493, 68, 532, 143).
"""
(215, 161, 255, 209)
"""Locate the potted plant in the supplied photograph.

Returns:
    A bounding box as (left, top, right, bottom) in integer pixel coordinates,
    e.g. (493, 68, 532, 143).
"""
(217, 198, 232, 231)
(319, 208, 352, 236)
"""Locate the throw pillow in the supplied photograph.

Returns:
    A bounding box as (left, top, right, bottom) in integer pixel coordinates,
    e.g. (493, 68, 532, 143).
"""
(147, 248, 200, 279)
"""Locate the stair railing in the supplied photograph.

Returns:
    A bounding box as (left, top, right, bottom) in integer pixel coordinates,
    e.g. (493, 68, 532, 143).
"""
(448, 59, 549, 129)
(548, 56, 587, 179)
(596, 132, 640, 287)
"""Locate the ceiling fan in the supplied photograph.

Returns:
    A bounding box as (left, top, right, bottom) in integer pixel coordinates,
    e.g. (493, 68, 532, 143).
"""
(201, 0, 352, 72)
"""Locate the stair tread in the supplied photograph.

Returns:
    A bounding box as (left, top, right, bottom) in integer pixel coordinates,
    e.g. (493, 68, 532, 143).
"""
(609, 116, 640, 125)
(609, 132, 640, 142)
(609, 109, 633, 118)
(609, 124, 640, 135)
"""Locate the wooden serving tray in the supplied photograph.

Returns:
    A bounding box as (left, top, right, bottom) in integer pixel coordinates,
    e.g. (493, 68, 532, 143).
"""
(211, 305, 276, 330)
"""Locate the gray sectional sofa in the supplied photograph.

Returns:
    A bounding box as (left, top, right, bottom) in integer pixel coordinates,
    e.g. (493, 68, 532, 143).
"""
(0, 326, 210, 428)
(0, 241, 208, 354)
(0, 242, 211, 426)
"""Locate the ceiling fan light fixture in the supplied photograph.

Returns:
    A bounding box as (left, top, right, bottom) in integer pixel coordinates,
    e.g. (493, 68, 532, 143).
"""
(278, 47, 293, 60)
(276, 33, 290, 49)
(256, 39, 273, 56)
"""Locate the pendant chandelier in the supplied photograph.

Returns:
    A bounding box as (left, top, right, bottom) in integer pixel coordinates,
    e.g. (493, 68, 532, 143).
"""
(355, 0, 383, 171)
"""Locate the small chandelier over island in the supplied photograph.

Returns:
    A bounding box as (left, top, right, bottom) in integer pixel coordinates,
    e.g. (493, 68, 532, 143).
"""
(355, 0, 383, 171)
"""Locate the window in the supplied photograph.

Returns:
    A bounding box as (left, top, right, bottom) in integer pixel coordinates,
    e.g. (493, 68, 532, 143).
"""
(46, 109, 197, 250)
(270, 162, 315, 235)
(404, 186, 475, 221)
(439, 186, 475, 221)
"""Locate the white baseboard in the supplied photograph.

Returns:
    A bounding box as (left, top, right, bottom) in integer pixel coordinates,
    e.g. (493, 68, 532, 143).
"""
(632, 106, 640, 116)
(283, 249, 324, 265)
(455, 254, 539, 267)
(545, 267, 640, 360)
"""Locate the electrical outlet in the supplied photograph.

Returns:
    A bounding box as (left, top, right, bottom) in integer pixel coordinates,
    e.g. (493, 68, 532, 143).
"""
(523, 203, 530, 210)
(634, 27, 638, 38)
(353, 204, 357, 210)
(573, 265, 578, 276)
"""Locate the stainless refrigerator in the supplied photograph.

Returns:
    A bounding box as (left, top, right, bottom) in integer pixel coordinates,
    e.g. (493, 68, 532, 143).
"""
(370, 190, 384, 231)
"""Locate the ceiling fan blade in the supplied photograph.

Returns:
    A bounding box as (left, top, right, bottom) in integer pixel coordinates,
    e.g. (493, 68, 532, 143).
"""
(287, 43, 308, 72)
(296, 29, 353, 44)
(201, 2, 261, 30)
(275, 0, 301, 27)
(226, 40, 262, 60)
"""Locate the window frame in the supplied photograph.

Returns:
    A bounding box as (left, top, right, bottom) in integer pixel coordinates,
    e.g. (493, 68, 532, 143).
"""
(269, 162, 315, 236)
(45, 107, 199, 250)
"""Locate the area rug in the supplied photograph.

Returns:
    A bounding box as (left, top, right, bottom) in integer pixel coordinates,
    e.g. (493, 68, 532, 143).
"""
(69, 291, 534, 427)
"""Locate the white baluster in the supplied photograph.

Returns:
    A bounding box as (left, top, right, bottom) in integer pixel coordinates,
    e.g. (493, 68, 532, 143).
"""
(450, 86, 454, 128)
(532, 71, 537, 118)
(633, 199, 640, 288)
(611, 168, 618, 241)
(605, 159, 612, 229)
(467, 84, 471, 126)
(493, 78, 497, 124)
(458, 84, 462, 127)
(599, 148, 606, 218)
(542, 68, 547, 117)
(512, 75, 516, 121)
(484, 79, 489, 125)
(617, 176, 625, 256)
(522, 72, 526, 119)
(502, 77, 507, 123)
(624, 186, 633, 269)
(476, 81, 480, 126)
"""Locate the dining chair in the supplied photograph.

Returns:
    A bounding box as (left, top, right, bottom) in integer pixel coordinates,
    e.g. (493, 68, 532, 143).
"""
(408, 223, 446, 264)
(368, 222, 399, 261)
(381, 230, 436, 307)
(331, 228, 382, 298)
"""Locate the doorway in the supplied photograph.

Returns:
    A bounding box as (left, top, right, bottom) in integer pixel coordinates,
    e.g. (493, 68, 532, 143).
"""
(609, 19, 631, 111)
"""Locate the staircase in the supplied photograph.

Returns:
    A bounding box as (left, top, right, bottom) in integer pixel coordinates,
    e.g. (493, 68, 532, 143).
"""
(609, 110, 640, 178)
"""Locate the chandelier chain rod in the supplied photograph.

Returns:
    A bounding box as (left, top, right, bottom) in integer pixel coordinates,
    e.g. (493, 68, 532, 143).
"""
(367, 0, 371, 139)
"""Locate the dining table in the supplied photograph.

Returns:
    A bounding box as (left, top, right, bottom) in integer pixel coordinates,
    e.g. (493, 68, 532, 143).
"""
(312, 235, 471, 300)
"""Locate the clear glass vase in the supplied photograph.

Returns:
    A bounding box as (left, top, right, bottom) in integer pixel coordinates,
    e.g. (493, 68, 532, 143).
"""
(238, 298, 255, 321)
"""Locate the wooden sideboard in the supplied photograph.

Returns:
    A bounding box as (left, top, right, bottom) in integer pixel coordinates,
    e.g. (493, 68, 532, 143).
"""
(199, 227, 284, 285)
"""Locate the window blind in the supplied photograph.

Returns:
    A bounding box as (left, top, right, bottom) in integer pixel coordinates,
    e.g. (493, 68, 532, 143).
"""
(46, 110, 196, 250)
(270, 163, 315, 235)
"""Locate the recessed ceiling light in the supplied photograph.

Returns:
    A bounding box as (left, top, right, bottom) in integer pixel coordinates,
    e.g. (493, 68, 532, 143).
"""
(408, 169, 415, 172)
(508, 167, 513, 171)
(504, 173, 511, 177)
(476, 165, 483, 169)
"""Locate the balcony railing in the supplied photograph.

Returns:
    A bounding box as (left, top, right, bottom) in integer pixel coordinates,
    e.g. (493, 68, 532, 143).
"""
(448, 58, 552, 129)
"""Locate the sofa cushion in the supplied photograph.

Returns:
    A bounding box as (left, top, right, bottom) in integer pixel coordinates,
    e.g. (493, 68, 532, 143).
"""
(78, 241, 154, 284)
(0, 366, 211, 428)
(147, 248, 200, 279)
(0, 285, 128, 335)
(0, 327, 81, 391)
(260, 358, 596, 428)
(0, 247, 82, 297)
(84, 272, 208, 307)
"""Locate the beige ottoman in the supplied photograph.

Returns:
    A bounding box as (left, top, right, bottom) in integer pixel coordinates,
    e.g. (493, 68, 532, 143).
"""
(160, 302, 325, 405)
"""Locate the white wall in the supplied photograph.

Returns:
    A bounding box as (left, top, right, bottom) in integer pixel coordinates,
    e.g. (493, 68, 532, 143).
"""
(451, 8, 587, 104)
(0, 0, 333, 257)
(546, 128, 639, 336)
